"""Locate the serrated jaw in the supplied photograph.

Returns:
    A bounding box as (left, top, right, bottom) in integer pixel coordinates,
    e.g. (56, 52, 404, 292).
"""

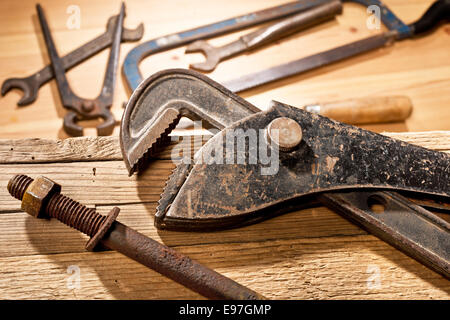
(123, 108, 181, 176)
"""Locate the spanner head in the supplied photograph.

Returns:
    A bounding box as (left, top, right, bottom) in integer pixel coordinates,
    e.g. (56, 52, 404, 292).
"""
(185, 40, 221, 72)
(1, 76, 39, 106)
(1, 14, 144, 107)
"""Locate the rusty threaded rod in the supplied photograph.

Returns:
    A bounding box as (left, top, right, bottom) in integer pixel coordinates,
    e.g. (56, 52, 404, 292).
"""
(8, 175, 264, 300)
(8, 175, 106, 237)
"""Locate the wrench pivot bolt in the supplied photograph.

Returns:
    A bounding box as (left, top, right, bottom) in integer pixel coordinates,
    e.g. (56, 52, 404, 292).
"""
(82, 101, 95, 113)
(266, 117, 302, 151)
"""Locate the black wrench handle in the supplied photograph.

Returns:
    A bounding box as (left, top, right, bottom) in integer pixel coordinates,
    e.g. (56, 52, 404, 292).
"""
(1, 15, 143, 106)
(410, 0, 450, 35)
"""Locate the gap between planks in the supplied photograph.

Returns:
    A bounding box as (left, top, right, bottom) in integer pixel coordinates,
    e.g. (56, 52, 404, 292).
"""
(0, 233, 448, 300)
(1, 131, 449, 164)
(0, 132, 449, 299)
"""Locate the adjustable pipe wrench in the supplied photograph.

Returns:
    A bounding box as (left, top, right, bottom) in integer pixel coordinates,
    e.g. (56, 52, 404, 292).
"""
(120, 69, 449, 279)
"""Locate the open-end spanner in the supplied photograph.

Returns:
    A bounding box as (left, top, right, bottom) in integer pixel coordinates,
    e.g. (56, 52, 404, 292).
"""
(186, 0, 342, 72)
(37, 3, 123, 136)
(120, 69, 450, 279)
(1, 11, 143, 106)
(123, 0, 333, 91)
(224, 0, 450, 92)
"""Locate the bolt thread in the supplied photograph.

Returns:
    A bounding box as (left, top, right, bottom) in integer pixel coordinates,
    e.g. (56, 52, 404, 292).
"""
(45, 194, 106, 237)
(7, 175, 105, 237)
(7, 175, 33, 200)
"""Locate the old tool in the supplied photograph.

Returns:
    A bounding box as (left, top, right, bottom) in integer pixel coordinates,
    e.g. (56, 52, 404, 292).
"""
(186, 0, 342, 72)
(120, 69, 449, 278)
(1, 13, 143, 106)
(37, 4, 123, 136)
(123, 0, 334, 91)
(224, 0, 450, 92)
(123, 0, 448, 92)
(7, 174, 264, 300)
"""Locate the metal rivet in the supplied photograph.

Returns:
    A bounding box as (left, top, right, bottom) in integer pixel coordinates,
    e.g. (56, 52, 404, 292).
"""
(266, 117, 302, 152)
(82, 101, 94, 113)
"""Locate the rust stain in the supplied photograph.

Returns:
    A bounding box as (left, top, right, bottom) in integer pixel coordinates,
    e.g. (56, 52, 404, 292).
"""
(445, 26, 450, 35)
(325, 156, 339, 172)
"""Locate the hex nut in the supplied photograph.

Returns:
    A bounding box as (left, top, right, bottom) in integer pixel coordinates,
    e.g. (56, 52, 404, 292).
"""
(21, 176, 61, 218)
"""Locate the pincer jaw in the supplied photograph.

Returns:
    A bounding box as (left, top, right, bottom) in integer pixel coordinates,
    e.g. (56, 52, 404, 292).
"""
(119, 70, 184, 176)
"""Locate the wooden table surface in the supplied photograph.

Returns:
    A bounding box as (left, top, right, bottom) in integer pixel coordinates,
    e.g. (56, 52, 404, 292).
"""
(0, 133, 449, 300)
(0, 0, 449, 299)
(0, 0, 449, 138)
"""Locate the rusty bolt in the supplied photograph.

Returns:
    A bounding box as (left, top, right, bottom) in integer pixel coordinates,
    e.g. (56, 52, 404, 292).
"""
(7, 174, 264, 300)
(8, 175, 110, 243)
(266, 117, 303, 152)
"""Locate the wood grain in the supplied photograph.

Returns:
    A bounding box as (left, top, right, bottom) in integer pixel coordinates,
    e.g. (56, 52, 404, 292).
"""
(317, 96, 413, 124)
(1, 130, 449, 164)
(1, 234, 448, 300)
(0, 0, 449, 139)
(0, 132, 449, 299)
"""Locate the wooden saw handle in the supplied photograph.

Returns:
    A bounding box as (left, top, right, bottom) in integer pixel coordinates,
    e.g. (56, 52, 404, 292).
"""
(311, 96, 413, 124)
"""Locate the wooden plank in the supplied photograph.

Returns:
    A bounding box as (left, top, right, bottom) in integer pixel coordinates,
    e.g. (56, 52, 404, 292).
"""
(0, 132, 448, 299)
(1, 137, 122, 163)
(384, 131, 450, 152)
(1, 130, 449, 211)
(0, 235, 448, 299)
(0, 160, 175, 211)
(0, 203, 365, 258)
(0, 0, 449, 300)
(1, 131, 449, 164)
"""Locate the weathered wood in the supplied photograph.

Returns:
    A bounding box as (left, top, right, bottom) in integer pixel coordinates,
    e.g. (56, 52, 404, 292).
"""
(1, 131, 449, 212)
(1, 137, 122, 163)
(1, 131, 449, 164)
(0, 203, 365, 258)
(0, 131, 449, 299)
(0, 160, 175, 211)
(383, 131, 450, 151)
(0, 234, 448, 300)
(0, 0, 450, 140)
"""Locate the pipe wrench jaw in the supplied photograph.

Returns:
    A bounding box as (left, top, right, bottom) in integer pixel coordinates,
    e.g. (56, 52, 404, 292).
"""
(155, 101, 450, 231)
(120, 69, 450, 276)
(120, 69, 259, 176)
(118, 69, 450, 231)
